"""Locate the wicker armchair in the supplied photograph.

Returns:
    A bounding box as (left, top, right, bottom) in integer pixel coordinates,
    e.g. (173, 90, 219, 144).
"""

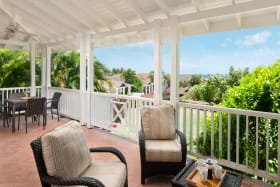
(30, 121, 128, 187)
(139, 104, 187, 184)
(47, 92, 61, 121)
(0, 103, 10, 127)
(24, 97, 46, 133)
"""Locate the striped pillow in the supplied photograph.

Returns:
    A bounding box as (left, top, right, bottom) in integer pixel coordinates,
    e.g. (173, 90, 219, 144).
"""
(41, 121, 92, 177)
(140, 104, 176, 140)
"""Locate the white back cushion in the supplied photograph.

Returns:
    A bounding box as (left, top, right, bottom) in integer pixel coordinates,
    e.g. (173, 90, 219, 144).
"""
(141, 104, 176, 140)
(41, 121, 92, 177)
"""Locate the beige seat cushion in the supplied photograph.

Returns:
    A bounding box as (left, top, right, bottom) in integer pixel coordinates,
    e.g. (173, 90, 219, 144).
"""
(41, 120, 92, 177)
(81, 161, 127, 187)
(145, 140, 182, 162)
(141, 104, 176, 140)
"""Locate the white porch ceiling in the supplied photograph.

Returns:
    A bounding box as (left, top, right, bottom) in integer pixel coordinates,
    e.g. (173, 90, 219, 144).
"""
(0, 0, 280, 49)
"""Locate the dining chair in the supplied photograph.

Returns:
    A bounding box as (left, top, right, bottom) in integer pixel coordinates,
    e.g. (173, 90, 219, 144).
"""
(23, 97, 46, 133)
(8, 92, 26, 126)
(47, 92, 62, 121)
(0, 103, 10, 127)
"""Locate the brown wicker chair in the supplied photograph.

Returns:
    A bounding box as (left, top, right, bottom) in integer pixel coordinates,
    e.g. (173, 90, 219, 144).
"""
(0, 103, 10, 127)
(47, 92, 61, 121)
(138, 104, 187, 184)
(8, 92, 26, 126)
(30, 121, 128, 187)
(23, 97, 46, 133)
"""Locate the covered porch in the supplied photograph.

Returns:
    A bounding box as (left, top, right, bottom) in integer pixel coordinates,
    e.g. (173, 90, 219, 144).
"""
(0, 0, 280, 186)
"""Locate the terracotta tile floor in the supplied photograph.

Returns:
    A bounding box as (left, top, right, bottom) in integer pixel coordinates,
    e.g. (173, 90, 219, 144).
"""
(0, 115, 276, 187)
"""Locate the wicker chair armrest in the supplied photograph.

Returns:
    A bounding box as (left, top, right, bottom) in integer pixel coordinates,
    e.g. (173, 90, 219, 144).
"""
(175, 129, 187, 163)
(41, 175, 105, 187)
(89, 147, 127, 165)
(138, 129, 146, 161)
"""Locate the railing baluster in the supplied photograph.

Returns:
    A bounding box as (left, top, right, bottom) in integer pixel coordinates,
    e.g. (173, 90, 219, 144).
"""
(190, 108, 193, 152)
(183, 107, 187, 136)
(211, 111, 214, 157)
(219, 112, 222, 158)
(266, 118, 269, 175)
(278, 119, 280, 176)
(203, 110, 207, 144)
(256, 116, 259, 170)
(228, 113, 231, 161)
(236, 114, 239, 164)
(246, 115, 249, 168)
(196, 109, 200, 153)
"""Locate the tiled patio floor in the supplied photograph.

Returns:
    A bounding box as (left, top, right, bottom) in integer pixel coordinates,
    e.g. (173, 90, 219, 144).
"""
(0, 115, 276, 187)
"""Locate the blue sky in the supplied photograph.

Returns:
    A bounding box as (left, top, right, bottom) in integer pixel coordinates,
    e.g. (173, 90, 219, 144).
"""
(95, 26, 280, 74)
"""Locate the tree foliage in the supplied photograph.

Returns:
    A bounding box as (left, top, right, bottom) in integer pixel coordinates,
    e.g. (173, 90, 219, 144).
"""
(121, 68, 143, 92)
(198, 60, 280, 180)
(0, 49, 41, 88)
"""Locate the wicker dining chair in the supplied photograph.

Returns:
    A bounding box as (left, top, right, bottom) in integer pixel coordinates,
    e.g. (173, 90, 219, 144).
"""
(8, 92, 26, 126)
(47, 92, 61, 121)
(23, 97, 46, 133)
(138, 104, 187, 184)
(0, 103, 10, 127)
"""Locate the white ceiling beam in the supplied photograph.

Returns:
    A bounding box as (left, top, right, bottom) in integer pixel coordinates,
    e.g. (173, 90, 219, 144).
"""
(236, 14, 242, 28)
(125, 0, 148, 23)
(0, 39, 28, 46)
(180, 0, 280, 23)
(0, 0, 35, 35)
(203, 19, 210, 31)
(69, 0, 112, 31)
(7, 1, 60, 40)
(191, 0, 201, 12)
(101, 0, 129, 27)
(277, 7, 280, 23)
(25, 0, 82, 34)
(48, 0, 92, 31)
(154, 0, 171, 18)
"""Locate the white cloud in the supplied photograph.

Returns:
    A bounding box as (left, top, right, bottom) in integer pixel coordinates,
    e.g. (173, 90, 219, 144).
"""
(236, 31, 271, 47)
(221, 38, 233, 47)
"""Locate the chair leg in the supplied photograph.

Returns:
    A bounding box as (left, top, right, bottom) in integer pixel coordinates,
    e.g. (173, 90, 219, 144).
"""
(25, 117, 27, 134)
(18, 113, 20, 131)
(57, 108, 59, 121)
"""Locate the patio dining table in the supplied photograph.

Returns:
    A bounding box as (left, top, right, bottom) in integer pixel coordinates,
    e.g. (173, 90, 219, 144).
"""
(5, 97, 30, 133)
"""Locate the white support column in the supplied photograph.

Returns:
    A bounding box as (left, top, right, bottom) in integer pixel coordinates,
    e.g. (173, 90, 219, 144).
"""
(41, 45, 47, 97)
(30, 43, 36, 96)
(86, 34, 93, 128)
(153, 20, 162, 105)
(169, 16, 180, 107)
(80, 33, 87, 125)
(46, 47, 51, 88)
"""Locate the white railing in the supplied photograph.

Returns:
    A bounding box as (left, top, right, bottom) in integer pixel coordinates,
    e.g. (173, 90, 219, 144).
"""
(0, 86, 42, 104)
(143, 83, 154, 94)
(1, 86, 279, 182)
(48, 87, 80, 120)
(178, 102, 280, 182)
(91, 92, 154, 138)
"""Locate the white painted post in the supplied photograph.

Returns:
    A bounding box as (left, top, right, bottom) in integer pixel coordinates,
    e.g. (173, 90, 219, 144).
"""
(41, 45, 47, 97)
(169, 16, 180, 107)
(46, 47, 51, 89)
(30, 43, 36, 96)
(86, 34, 93, 128)
(79, 33, 87, 125)
(153, 20, 162, 105)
